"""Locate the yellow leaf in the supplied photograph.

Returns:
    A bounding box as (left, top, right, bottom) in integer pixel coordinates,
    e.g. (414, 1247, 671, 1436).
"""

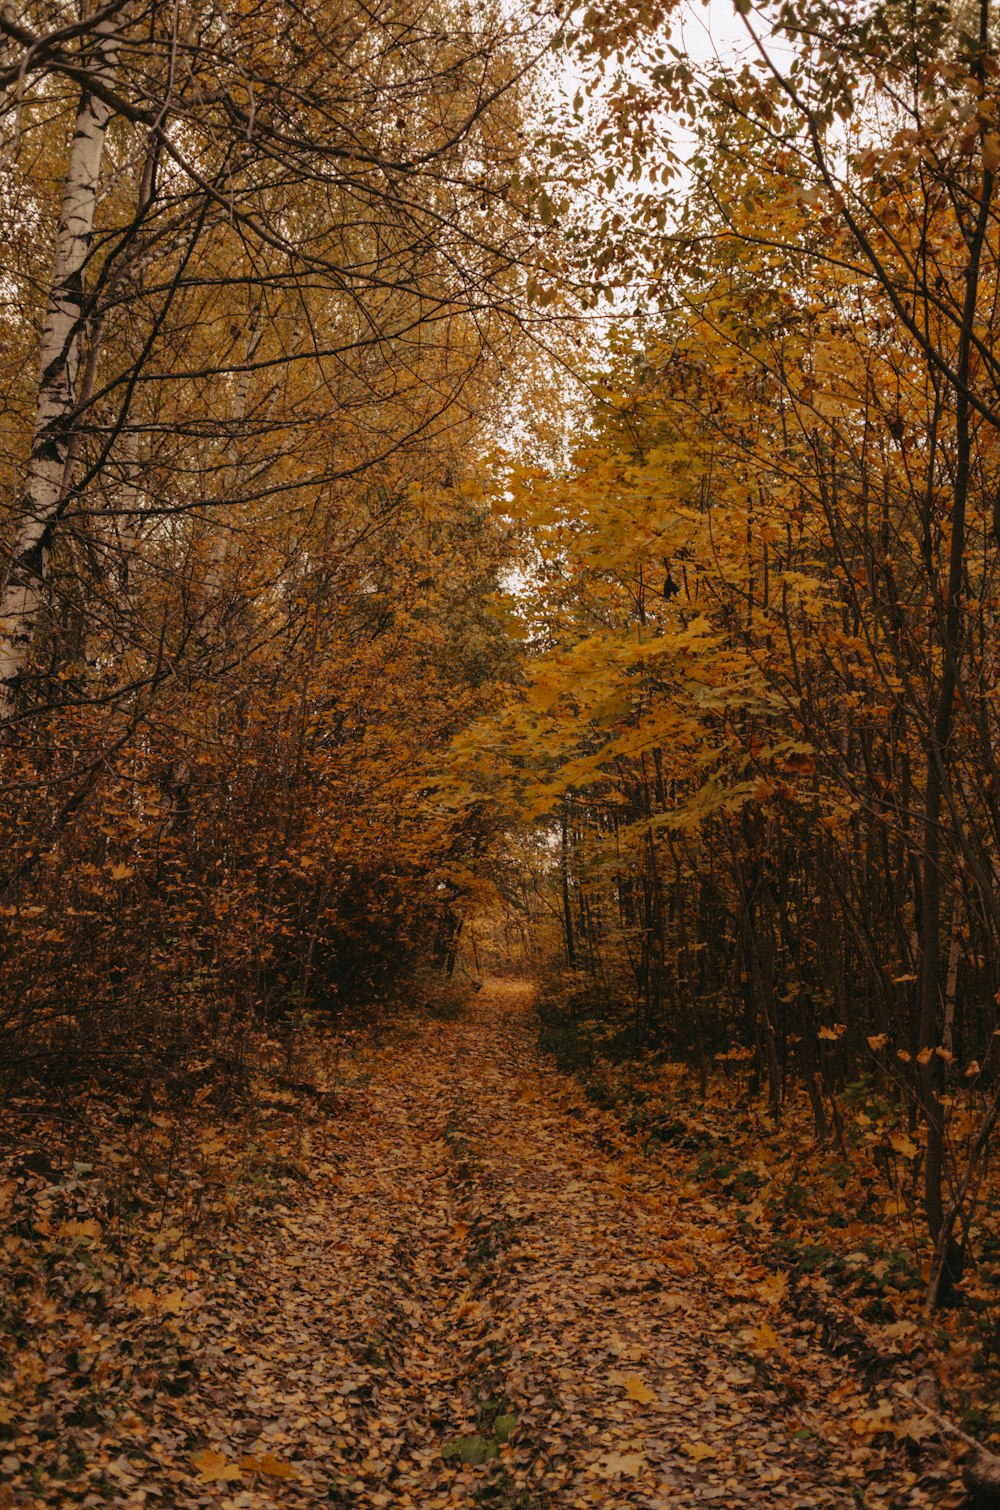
(850, 1407, 894, 1437)
(57, 1218, 101, 1243)
(818, 1023, 846, 1041)
(622, 1372, 657, 1404)
(867, 1033, 889, 1051)
(191, 1449, 242, 1483)
(758, 1269, 790, 1305)
(109, 863, 134, 880)
(889, 1131, 917, 1159)
(916, 1046, 934, 1066)
(160, 1289, 186, 1315)
(745, 1321, 780, 1355)
(240, 1453, 297, 1480)
(599, 1450, 646, 1477)
(893, 1414, 937, 1444)
(684, 1441, 718, 1462)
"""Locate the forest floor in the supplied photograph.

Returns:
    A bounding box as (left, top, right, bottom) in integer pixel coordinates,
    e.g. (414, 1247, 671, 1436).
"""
(1, 978, 971, 1508)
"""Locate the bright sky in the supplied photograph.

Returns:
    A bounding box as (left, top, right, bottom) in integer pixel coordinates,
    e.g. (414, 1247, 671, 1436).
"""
(674, 0, 763, 67)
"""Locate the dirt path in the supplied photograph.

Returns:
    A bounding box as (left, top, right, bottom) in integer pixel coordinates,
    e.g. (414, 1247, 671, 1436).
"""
(92, 979, 952, 1508)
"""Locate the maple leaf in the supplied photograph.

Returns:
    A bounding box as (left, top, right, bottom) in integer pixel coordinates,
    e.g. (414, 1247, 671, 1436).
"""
(240, 1453, 297, 1480)
(757, 1268, 790, 1304)
(684, 1440, 718, 1462)
(191, 1449, 242, 1483)
(57, 1218, 101, 1244)
(849, 1407, 894, 1437)
(599, 1450, 647, 1476)
(893, 1415, 937, 1444)
(622, 1372, 657, 1404)
(744, 1321, 780, 1355)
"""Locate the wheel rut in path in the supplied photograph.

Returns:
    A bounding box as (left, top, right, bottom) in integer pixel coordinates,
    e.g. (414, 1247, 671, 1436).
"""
(151, 978, 942, 1508)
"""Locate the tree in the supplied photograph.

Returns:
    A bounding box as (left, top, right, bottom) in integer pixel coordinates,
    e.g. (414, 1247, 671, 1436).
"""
(457, 0, 1000, 1302)
(0, 0, 551, 1088)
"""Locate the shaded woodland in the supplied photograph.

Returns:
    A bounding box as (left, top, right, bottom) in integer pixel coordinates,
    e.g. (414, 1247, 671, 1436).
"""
(5, 0, 1000, 1502)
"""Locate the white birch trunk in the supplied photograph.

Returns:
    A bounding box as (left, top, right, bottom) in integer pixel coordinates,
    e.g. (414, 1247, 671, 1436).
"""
(0, 15, 122, 719)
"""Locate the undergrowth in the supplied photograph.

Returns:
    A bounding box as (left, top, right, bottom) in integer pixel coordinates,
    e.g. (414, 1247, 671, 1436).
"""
(535, 970, 1000, 1445)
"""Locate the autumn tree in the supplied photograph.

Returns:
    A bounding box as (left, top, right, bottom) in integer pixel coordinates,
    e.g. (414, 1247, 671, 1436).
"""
(451, 0, 1000, 1307)
(0, 0, 555, 1091)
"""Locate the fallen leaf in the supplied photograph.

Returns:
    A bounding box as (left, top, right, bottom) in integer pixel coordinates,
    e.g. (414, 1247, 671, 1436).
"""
(758, 1269, 790, 1305)
(599, 1451, 647, 1476)
(899, 1413, 938, 1443)
(57, 1218, 101, 1243)
(684, 1440, 718, 1462)
(850, 1407, 894, 1437)
(744, 1321, 779, 1355)
(191, 1449, 242, 1483)
(622, 1372, 657, 1404)
(240, 1453, 297, 1480)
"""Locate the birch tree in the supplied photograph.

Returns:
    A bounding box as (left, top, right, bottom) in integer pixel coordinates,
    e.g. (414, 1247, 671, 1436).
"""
(0, 0, 551, 725)
(0, 5, 124, 718)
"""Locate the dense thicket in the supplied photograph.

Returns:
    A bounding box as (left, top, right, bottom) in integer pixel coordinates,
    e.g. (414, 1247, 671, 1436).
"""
(0, 0, 546, 1092)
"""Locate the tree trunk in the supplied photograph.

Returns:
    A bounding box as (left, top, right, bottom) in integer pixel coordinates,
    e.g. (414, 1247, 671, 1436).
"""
(0, 13, 123, 719)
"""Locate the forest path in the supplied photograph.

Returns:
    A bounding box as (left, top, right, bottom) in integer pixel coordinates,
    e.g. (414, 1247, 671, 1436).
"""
(158, 978, 935, 1509)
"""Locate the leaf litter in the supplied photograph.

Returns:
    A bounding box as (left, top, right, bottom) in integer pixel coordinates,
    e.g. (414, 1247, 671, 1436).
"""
(0, 979, 967, 1506)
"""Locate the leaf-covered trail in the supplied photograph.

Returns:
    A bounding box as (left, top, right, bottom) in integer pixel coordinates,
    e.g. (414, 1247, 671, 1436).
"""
(155, 979, 940, 1507)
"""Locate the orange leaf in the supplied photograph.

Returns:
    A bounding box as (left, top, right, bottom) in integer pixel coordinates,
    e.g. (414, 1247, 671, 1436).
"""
(191, 1449, 242, 1483)
(622, 1373, 657, 1404)
(240, 1453, 297, 1480)
(744, 1321, 780, 1355)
